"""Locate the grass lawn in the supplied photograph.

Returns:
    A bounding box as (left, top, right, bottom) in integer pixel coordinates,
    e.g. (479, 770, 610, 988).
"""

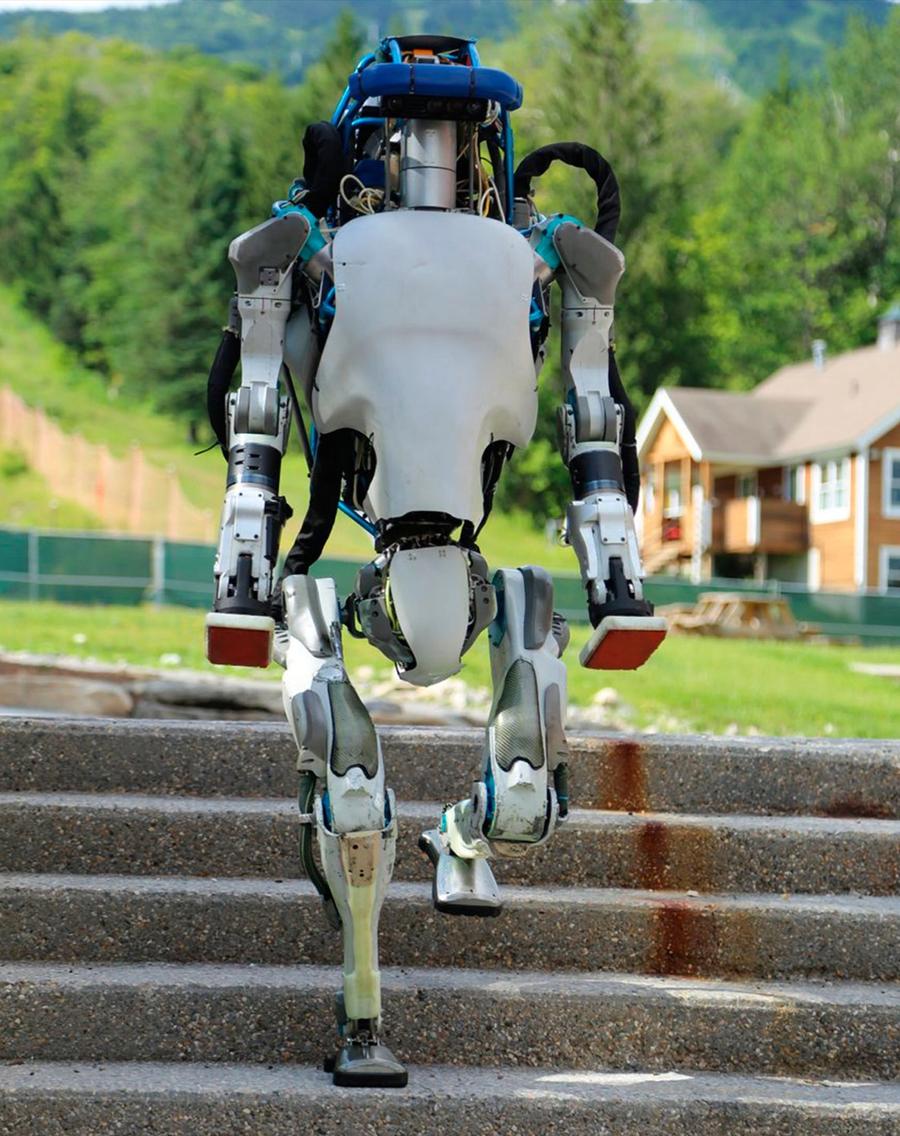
(2, 600, 899, 738)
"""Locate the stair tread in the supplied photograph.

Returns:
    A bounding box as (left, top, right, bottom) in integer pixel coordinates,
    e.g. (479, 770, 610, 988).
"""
(3, 959, 898, 1006)
(3, 791, 897, 834)
(3, 1060, 899, 1107)
(3, 870, 897, 913)
(5, 719, 897, 820)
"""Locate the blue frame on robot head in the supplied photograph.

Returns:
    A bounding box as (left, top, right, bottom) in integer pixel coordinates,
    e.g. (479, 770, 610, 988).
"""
(328, 34, 522, 225)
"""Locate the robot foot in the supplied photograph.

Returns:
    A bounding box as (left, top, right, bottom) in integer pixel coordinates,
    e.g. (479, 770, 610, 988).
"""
(327, 996, 407, 1088)
(329, 1036, 408, 1088)
(579, 614, 667, 671)
(205, 612, 275, 668)
(418, 829, 502, 918)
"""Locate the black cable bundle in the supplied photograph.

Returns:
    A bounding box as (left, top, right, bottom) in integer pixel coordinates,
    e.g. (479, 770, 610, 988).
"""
(513, 141, 621, 242)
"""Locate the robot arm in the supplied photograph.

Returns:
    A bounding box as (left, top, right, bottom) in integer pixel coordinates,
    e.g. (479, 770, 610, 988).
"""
(528, 212, 666, 670)
(205, 205, 333, 667)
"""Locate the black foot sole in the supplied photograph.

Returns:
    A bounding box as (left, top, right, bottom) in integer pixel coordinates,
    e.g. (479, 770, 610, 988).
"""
(333, 1068, 409, 1088)
(434, 896, 503, 917)
(330, 1039, 408, 1088)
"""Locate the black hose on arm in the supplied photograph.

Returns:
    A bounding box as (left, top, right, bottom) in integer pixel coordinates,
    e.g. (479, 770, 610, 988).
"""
(609, 349, 639, 512)
(206, 322, 241, 458)
(513, 142, 621, 243)
(515, 143, 638, 507)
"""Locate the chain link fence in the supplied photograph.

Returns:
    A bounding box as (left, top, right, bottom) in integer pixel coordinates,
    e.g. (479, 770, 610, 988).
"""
(1, 526, 898, 643)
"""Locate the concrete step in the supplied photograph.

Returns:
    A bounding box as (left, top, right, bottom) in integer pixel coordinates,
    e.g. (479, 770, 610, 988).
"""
(3, 717, 898, 817)
(2, 791, 896, 896)
(3, 873, 897, 981)
(3, 1063, 895, 1136)
(1, 961, 897, 1079)
(4, 1062, 898, 1136)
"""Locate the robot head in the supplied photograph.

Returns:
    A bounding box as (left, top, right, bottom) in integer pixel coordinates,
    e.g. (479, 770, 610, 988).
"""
(325, 35, 522, 218)
(352, 544, 496, 687)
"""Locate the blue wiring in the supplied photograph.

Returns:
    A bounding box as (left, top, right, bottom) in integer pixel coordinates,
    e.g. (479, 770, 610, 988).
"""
(349, 116, 386, 128)
(339, 500, 378, 536)
(331, 87, 351, 126)
(502, 110, 515, 225)
(331, 53, 376, 125)
(306, 424, 376, 538)
(319, 286, 336, 322)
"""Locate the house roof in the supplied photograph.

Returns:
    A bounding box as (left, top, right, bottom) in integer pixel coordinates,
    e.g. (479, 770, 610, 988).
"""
(665, 387, 806, 459)
(638, 341, 900, 464)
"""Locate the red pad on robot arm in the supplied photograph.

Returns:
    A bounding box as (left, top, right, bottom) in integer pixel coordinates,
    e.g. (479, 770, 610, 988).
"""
(205, 613, 274, 669)
(579, 616, 667, 671)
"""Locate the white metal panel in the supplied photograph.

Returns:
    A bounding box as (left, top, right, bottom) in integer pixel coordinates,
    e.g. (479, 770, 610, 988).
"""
(388, 546, 470, 686)
(313, 210, 537, 524)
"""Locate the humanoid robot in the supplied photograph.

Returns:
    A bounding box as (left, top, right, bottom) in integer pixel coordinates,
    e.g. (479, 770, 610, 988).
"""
(204, 35, 666, 1088)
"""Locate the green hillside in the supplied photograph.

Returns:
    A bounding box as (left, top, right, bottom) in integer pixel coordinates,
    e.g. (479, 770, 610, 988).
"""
(0, 0, 889, 94)
(0, 447, 103, 531)
(0, 0, 515, 85)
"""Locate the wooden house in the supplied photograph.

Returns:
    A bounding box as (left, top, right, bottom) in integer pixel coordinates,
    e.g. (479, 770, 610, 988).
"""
(635, 308, 900, 593)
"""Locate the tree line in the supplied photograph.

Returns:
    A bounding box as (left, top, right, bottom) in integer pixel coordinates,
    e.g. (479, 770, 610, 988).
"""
(0, 2, 895, 519)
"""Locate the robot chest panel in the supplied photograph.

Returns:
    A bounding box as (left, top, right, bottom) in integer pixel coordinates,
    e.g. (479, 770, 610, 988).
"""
(314, 211, 538, 523)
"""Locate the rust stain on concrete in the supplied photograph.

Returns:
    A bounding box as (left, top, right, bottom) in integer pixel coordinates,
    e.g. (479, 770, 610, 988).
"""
(650, 900, 717, 976)
(602, 739, 649, 813)
(637, 820, 670, 890)
(819, 797, 893, 820)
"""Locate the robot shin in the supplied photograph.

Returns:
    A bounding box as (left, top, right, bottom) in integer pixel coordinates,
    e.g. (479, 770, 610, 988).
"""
(280, 576, 403, 1081)
(423, 567, 569, 915)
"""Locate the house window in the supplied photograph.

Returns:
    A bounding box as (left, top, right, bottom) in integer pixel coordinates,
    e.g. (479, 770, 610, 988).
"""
(883, 449, 900, 519)
(784, 465, 806, 505)
(880, 547, 900, 592)
(645, 467, 656, 513)
(736, 473, 757, 499)
(664, 465, 682, 518)
(812, 457, 851, 521)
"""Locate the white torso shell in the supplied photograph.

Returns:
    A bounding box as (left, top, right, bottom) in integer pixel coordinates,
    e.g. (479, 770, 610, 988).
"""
(312, 210, 538, 524)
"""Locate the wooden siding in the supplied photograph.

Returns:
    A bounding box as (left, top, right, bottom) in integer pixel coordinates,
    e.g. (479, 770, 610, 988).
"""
(757, 467, 784, 497)
(867, 420, 900, 588)
(809, 458, 857, 590)
(714, 498, 808, 555)
(648, 418, 692, 463)
(714, 474, 737, 502)
(641, 419, 697, 564)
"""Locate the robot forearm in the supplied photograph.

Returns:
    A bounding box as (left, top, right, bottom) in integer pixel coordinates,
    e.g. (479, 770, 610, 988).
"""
(207, 207, 330, 665)
(557, 277, 648, 624)
(528, 215, 665, 668)
(560, 320, 666, 668)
